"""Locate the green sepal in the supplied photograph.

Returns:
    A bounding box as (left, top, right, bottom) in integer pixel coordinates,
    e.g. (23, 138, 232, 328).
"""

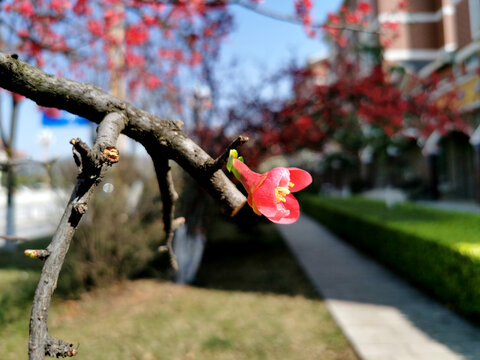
(227, 149, 243, 181)
(230, 149, 238, 158)
(227, 149, 238, 173)
(232, 167, 242, 182)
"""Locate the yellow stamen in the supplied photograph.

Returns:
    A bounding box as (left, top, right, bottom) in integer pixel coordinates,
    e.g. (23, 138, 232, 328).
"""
(289, 182, 294, 188)
(275, 186, 290, 203)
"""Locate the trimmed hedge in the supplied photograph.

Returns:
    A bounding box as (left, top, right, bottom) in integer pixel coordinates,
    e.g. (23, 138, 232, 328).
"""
(300, 195, 480, 321)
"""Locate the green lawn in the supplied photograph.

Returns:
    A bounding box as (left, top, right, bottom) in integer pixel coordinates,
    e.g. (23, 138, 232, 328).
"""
(303, 195, 480, 249)
(300, 194, 480, 319)
(0, 239, 46, 324)
(0, 220, 358, 360)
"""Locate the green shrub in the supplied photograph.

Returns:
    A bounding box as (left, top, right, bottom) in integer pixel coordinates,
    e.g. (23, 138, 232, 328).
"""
(300, 195, 480, 321)
(57, 157, 169, 297)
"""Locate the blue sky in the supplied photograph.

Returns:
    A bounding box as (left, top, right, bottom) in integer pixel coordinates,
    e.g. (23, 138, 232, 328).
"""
(220, 2, 339, 76)
(3, 0, 342, 161)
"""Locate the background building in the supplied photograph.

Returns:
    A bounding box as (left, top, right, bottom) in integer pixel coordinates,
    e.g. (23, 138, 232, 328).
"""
(309, 0, 480, 200)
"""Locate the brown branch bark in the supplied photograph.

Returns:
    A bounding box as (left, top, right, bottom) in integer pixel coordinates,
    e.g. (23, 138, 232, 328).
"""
(0, 234, 28, 242)
(150, 152, 185, 270)
(207, 135, 249, 173)
(0, 52, 247, 216)
(27, 112, 125, 360)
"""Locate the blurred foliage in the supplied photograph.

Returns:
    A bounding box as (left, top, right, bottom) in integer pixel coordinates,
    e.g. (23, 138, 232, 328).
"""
(301, 194, 480, 322)
(57, 156, 170, 297)
(198, 216, 318, 298)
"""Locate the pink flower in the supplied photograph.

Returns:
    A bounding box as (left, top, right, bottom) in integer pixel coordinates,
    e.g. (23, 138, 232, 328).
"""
(228, 153, 312, 224)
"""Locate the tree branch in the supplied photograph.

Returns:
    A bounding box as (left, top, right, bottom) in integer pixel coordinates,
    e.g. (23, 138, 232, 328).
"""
(234, 1, 382, 35)
(0, 52, 247, 216)
(150, 152, 185, 270)
(27, 112, 125, 360)
(1, 234, 28, 242)
(206, 135, 249, 173)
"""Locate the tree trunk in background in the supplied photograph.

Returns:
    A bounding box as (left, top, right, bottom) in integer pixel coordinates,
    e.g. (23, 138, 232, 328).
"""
(6, 165, 15, 233)
(473, 144, 480, 203)
(427, 154, 439, 200)
(3, 95, 19, 251)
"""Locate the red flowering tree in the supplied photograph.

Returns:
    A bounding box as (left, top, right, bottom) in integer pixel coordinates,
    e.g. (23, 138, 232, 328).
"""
(0, 0, 233, 246)
(226, 0, 468, 192)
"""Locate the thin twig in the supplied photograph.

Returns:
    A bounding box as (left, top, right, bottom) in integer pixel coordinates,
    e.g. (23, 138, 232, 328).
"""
(0, 234, 28, 242)
(150, 152, 184, 270)
(0, 158, 56, 169)
(234, 1, 383, 35)
(208, 135, 249, 173)
(27, 112, 125, 360)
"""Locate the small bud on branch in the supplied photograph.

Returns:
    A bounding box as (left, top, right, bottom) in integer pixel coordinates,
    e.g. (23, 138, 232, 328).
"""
(24, 249, 50, 260)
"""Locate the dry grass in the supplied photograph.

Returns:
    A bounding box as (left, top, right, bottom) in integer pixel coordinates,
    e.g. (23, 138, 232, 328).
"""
(0, 221, 358, 359)
(1, 279, 357, 360)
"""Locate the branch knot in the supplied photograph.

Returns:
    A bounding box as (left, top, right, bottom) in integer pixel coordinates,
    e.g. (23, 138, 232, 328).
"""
(45, 336, 78, 358)
(103, 146, 119, 163)
(73, 202, 88, 214)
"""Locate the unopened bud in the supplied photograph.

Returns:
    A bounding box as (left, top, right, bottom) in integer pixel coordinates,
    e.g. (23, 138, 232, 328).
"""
(24, 249, 49, 260)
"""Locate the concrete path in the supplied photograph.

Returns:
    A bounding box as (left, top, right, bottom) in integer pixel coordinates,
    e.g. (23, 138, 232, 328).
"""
(277, 214, 480, 360)
(417, 200, 480, 215)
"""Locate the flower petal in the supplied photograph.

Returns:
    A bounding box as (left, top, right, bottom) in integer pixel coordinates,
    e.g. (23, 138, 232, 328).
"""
(287, 168, 312, 192)
(265, 194, 300, 224)
(252, 187, 278, 217)
(253, 168, 290, 217)
(248, 193, 262, 215)
(233, 158, 265, 193)
(270, 167, 291, 187)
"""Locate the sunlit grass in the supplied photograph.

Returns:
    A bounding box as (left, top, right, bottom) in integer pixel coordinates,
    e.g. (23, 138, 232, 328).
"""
(0, 221, 358, 359)
(300, 194, 480, 319)
(304, 195, 480, 248)
(0, 269, 33, 292)
(1, 280, 357, 360)
(0, 240, 46, 325)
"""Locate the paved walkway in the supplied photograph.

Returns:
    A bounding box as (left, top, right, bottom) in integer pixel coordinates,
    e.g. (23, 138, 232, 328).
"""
(276, 214, 480, 360)
(417, 200, 480, 215)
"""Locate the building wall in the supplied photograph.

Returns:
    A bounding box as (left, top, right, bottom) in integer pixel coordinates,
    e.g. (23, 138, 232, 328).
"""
(322, 0, 480, 200)
(377, 0, 474, 65)
(456, 0, 473, 48)
(377, 0, 438, 13)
